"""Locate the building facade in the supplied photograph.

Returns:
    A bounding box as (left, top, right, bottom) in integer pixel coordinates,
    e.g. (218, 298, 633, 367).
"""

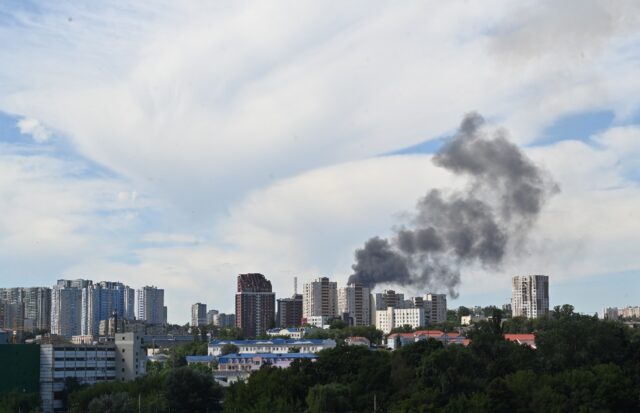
(235, 273, 275, 339)
(303, 277, 338, 320)
(136, 286, 165, 325)
(338, 283, 371, 326)
(277, 294, 303, 328)
(208, 338, 336, 356)
(0, 287, 51, 332)
(40, 332, 145, 412)
(191, 303, 207, 327)
(375, 307, 425, 334)
(81, 282, 135, 336)
(213, 313, 236, 328)
(511, 275, 550, 318)
(425, 293, 447, 324)
(51, 280, 91, 338)
(207, 309, 219, 325)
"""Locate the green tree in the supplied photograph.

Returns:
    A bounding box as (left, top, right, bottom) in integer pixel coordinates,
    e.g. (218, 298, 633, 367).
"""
(305, 383, 351, 413)
(87, 392, 133, 413)
(220, 343, 239, 356)
(164, 367, 222, 413)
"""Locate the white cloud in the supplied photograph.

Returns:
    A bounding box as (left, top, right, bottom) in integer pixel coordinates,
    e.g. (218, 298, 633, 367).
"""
(0, 2, 639, 320)
(16, 117, 52, 142)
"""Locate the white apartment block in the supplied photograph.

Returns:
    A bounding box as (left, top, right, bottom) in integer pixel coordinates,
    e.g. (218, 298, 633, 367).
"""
(136, 286, 165, 325)
(51, 280, 91, 338)
(338, 283, 371, 326)
(191, 303, 207, 327)
(425, 293, 447, 324)
(304, 315, 331, 328)
(40, 332, 145, 413)
(375, 307, 425, 334)
(303, 277, 338, 319)
(511, 275, 550, 318)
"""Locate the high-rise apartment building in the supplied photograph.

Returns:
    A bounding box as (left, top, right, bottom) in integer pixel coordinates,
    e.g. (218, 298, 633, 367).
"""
(338, 283, 371, 326)
(511, 275, 549, 318)
(277, 294, 303, 328)
(425, 293, 447, 324)
(303, 277, 338, 320)
(51, 279, 91, 338)
(235, 273, 275, 338)
(206, 309, 219, 325)
(0, 287, 51, 332)
(213, 313, 236, 328)
(191, 303, 207, 327)
(2, 301, 25, 333)
(81, 282, 135, 336)
(136, 286, 165, 325)
(373, 290, 406, 311)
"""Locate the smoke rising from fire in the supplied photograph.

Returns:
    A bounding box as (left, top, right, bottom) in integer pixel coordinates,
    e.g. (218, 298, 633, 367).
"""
(348, 113, 558, 297)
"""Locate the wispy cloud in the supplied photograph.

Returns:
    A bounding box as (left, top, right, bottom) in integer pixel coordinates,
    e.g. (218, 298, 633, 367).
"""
(0, 1, 639, 320)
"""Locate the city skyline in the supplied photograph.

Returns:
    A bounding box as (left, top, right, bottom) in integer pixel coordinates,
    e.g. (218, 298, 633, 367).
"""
(2, 271, 637, 325)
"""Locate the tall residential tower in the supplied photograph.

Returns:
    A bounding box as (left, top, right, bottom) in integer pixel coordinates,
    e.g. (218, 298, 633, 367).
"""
(511, 275, 550, 318)
(235, 273, 275, 338)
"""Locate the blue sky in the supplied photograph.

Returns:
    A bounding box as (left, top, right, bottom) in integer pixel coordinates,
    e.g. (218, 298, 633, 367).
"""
(1, 1, 640, 322)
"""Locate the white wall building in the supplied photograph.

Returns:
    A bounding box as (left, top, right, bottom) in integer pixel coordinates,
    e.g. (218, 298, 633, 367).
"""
(191, 303, 207, 327)
(51, 280, 91, 338)
(375, 307, 425, 334)
(208, 338, 336, 357)
(40, 332, 145, 412)
(511, 275, 550, 318)
(303, 277, 338, 319)
(338, 283, 371, 326)
(136, 286, 165, 325)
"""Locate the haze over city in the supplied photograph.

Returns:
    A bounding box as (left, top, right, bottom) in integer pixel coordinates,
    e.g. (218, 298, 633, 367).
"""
(1, 1, 640, 323)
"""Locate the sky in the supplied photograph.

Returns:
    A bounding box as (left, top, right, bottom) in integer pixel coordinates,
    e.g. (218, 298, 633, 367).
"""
(0, 0, 639, 323)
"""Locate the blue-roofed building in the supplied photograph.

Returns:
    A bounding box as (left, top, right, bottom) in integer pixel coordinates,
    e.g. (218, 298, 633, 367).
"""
(208, 338, 335, 356)
(217, 353, 317, 372)
(185, 355, 216, 368)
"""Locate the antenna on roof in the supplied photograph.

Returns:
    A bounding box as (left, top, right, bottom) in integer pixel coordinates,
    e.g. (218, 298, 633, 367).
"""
(294, 277, 298, 295)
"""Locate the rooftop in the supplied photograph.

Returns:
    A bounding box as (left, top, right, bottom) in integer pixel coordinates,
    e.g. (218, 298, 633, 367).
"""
(209, 338, 332, 346)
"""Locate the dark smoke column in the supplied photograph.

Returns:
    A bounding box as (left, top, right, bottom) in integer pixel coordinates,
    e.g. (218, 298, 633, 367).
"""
(348, 112, 558, 297)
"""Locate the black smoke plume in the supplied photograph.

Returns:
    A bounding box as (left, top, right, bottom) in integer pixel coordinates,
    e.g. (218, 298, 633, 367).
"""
(348, 113, 558, 297)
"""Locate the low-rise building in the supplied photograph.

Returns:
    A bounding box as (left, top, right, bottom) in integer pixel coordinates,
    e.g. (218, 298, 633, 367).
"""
(217, 353, 317, 372)
(345, 336, 371, 347)
(504, 334, 536, 349)
(71, 335, 94, 345)
(460, 315, 487, 325)
(40, 332, 145, 412)
(376, 307, 425, 334)
(186, 355, 216, 369)
(266, 327, 307, 339)
(302, 315, 331, 329)
(208, 338, 335, 357)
